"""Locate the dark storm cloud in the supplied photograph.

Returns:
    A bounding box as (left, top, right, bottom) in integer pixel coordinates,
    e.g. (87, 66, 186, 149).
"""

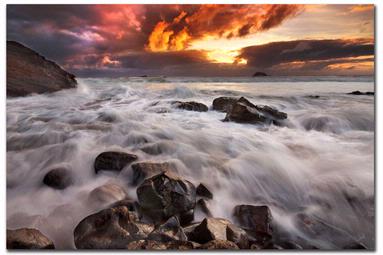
(238, 39, 374, 68)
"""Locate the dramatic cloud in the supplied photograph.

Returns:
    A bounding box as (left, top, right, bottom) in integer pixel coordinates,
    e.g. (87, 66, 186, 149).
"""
(6, 4, 374, 76)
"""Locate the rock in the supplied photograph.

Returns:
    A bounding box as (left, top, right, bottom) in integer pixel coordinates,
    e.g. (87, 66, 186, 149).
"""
(108, 199, 138, 212)
(199, 240, 239, 249)
(7, 228, 55, 249)
(126, 240, 197, 250)
(224, 97, 287, 125)
(307, 95, 320, 99)
(42, 167, 73, 189)
(196, 183, 213, 199)
(148, 216, 187, 242)
(131, 162, 176, 186)
(348, 91, 374, 96)
(7, 41, 77, 97)
(178, 209, 195, 226)
(343, 242, 368, 249)
(195, 199, 213, 217)
(253, 72, 268, 77)
(212, 97, 238, 113)
(233, 205, 273, 239)
(88, 183, 127, 207)
(136, 172, 196, 223)
(74, 205, 154, 249)
(94, 151, 137, 174)
(189, 218, 249, 248)
(172, 101, 208, 112)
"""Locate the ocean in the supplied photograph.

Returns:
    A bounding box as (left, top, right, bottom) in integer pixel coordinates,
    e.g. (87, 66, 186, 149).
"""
(6, 76, 375, 249)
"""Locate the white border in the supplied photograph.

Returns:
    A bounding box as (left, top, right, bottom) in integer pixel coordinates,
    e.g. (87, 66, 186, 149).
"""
(0, 0, 379, 254)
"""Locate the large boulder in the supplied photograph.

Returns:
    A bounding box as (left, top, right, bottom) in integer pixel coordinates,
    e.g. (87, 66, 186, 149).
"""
(7, 228, 55, 249)
(42, 167, 73, 190)
(233, 205, 273, 243)
(224, 97, 287, 125)
(131, 162, 176, 185)
(212, 97, 238, 113)
(94, 151, 137, 174)
(188, 218, 249, 248)
(7, 41, 77, 97)
(74, 206, 154, 249)
(136, 172, 196, 223)
(172, 101, 208, 112)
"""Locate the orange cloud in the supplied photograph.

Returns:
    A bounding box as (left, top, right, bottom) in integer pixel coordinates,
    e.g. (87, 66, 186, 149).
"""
(146, 4, 303, 52)
(349, 5, 374, 13)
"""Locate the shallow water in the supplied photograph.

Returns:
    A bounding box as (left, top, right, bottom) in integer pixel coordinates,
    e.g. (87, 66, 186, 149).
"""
(6, 77, 375, 249)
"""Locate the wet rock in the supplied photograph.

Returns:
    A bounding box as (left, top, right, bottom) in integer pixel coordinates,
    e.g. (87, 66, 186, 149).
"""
(224, 97, 287, 125)
(131, 162, 176, 185)
(137, 172, 196, 223)
(189, 218, 249, 248)
(212, 97, 238, 113)
(199, 240, 239, 249)
(233, 205, 273, 240)
(74, 206, 154, 249)
(94, 151, 137, 174)
(343, 242, 368, 249)
(108, 198, 138, 212)
(178, 209, 195, 226)
(348, 91, 374, 96)
(88, 183, 127, 207)
(172, 101, 208, 112)
(195, 199, 213, 217)
(42, 167, 73, 190)
(148, 216, 187, 242)
(196, 183, 213, 199)
(7, 41, 77, 97)
(7, 228, 55, 249)
(126, 240, 197, 250)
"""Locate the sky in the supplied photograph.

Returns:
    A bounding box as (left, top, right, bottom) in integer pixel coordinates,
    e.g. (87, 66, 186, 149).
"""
(7, 4, 374, 77)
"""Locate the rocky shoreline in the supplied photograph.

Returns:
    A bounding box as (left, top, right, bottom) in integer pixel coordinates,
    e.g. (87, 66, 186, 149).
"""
(7, 96, 369, 250)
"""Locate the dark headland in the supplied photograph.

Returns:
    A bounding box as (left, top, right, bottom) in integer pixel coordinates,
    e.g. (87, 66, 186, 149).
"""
(7, 41, 77, 97)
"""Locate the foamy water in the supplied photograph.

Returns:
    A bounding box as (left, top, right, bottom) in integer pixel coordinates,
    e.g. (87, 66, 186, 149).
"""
(6, 77, 375, 249)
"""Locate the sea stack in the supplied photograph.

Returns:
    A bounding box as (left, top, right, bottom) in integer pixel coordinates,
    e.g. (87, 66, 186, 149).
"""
(7, 41, 77, 97)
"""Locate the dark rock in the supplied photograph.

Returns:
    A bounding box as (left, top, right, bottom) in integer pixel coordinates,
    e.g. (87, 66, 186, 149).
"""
(307, 95, 320, 99)
(212, 97, 238, 113)
(131, 162, 176, 186)
(199, 240, 239, 249)
(178, 209, 195, 226)
(94, 151, 137, 174)
(224, 97, 287, 125)
(195, 199, 213, 217)
(108, 198, 138, 212)
(172, 101, 208, 112)
(126, 240, 197, 250)
(136, 172, 196, 223)
(74, 205, 154, 249)
(7, 228, 55, 249)
(196, 183, 213, 199)
(189, 218, 248, 248)
(88, 183, 127, 207)
(7, 41, 77, 97)
(343, 242, 368, 249)
(253, 72, 268, 77)
(348, 91, 374, 96)
(42, 167, 73, 190)
(148, 216, 187, 242)
(233, 205, 273, 239)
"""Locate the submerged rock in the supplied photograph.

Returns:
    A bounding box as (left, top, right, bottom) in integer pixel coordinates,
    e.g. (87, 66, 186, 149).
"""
(136, 172, 196, 223)
(348, 91, 374, 96)
(172, 101, 208, 112)
(94, 151, 137, 174)
(7, 228, 55, 249)
(88, 183, 127, 207)
(233, 205, 273, 240)
(196, 183, 213, 199)
(42, 167, 73, 190)
(74, 206, 154, 249)
(224, 97, 287, 125)
(212, 97, 238, 113)
(7, 41, 77, 97)
(131, 162, 176, 185)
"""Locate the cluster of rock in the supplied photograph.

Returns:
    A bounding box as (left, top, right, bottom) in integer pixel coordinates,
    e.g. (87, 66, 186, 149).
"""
(8, 150, 368, 250)
(347, 91, 374, 96)
(7, 41, 77, 97)
(173, 96, 288, 126)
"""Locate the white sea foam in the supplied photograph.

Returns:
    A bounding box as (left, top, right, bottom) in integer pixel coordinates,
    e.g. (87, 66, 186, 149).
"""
(6, 77, 374, 249)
